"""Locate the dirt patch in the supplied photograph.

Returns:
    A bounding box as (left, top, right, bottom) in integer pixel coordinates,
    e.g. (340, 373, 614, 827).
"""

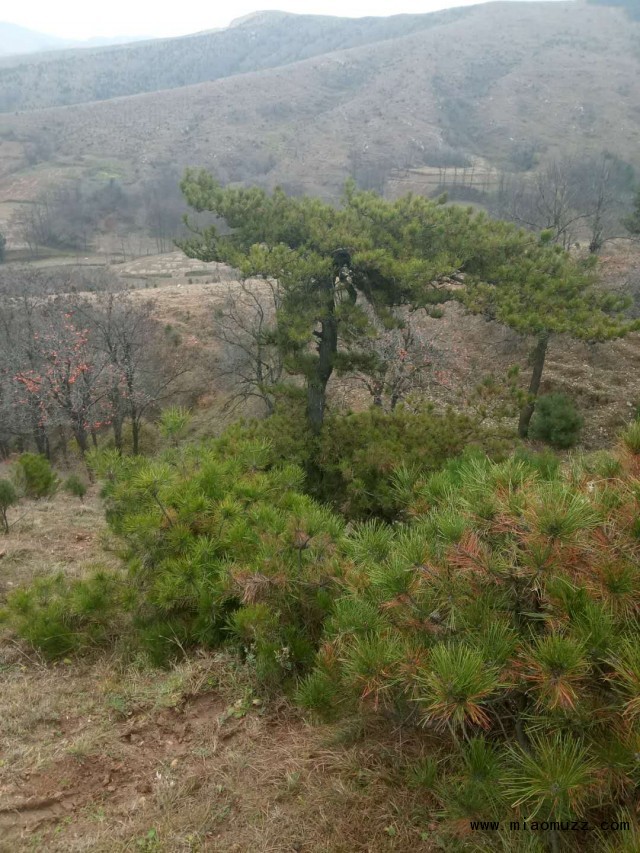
(0, 690, 227, 844)
(0, 485, 436, 852)
(0, 649, 437, 853)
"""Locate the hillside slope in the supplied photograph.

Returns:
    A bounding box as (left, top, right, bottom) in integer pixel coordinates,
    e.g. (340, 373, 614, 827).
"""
(0, 22, 144, 59)
(0, 9, 470, 112)
(0, 1, 637, 205)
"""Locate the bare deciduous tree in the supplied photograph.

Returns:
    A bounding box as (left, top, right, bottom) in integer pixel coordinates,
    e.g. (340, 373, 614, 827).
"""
(211, 280, 285, 415)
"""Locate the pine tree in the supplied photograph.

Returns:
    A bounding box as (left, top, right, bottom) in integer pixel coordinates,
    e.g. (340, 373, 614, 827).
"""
(462, 235, 636, 437)
(180, 175, 466, 434)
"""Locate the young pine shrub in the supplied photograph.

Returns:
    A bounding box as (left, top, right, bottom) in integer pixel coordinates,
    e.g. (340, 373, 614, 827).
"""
(299, 438, 640, 848)
(316, 405, 492, 520)
(528, 393, 583, 449)
(64, 474, 88, 501)
(6, 571, 123, 657)
(14, 452, 58, 498)
(0, 478, 17, 533)
(7, 436, 345, 678)
(159, 406, 191, 447)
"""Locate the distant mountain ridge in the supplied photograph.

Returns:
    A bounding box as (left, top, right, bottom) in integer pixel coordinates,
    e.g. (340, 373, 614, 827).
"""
(0, 2, 639, 215)
(0, 9, 471, 112)
(0, 21, 144, 58)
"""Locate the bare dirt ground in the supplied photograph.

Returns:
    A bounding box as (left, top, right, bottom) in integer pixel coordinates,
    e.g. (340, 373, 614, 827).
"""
(0, 485, 436, 853)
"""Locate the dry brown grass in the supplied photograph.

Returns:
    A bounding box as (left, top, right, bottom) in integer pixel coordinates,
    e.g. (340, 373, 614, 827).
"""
(0, 473, 116, 593)
(0, 648, 438, 852)
(0, 474, 438, 852)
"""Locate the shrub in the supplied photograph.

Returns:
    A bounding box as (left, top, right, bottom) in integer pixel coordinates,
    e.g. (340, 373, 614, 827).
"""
(64, 474, 87, 501)
(219, 400, 499, 521)
(6, 572, 123, 657)
(159, 406, 191, 446)
(315, 405, 490, 520)
(298, 446, 640, 846)
(621, 419, 640, 455)
(14, 453, 57, 498)
(0, 478, 17, 533)
(7, 437, 345, 678)
(529, 393, 583, 448)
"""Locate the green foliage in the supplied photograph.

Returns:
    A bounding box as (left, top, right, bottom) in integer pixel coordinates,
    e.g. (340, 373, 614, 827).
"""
(7, 436, 345, 679)
(6, 572, 123, 657)
(529, 393, 583, 449)
(462, 237, 632, 342)
(405, 755, 440, 792)
(621, 419, 640, 455)
(316, 405, 495, 520)
(158, 406, 191, 446)
(300, 441, 640, 843)
(0, 478, 17, 533)
(64, 474, 87, 500)
(14, 453, 58, 498)
(180, 174, 618, 436)
(223, 401, 501, 521)
(506, 733, 596, 822)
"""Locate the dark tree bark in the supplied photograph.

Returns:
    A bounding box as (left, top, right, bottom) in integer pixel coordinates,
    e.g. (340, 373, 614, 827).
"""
(307, 275, 338, 435)
(518, 332, 550, 438)
(306, 250, 352, 435)
(111, 413, 123, 452)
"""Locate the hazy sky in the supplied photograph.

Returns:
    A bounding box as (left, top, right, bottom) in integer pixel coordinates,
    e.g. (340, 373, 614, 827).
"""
(6, 1, 569, 40)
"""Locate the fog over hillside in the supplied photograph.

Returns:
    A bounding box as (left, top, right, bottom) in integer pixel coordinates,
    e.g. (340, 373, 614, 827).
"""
(0, 21, 144, 58)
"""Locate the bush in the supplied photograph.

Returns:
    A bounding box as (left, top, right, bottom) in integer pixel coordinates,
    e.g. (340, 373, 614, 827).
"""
(225, 400, 506, 521)
(14, 453, 57, 498)
(621, 419, 640, 455)
(64, 474, 87, 500)
(8, 437, 344, 679)
(298, 446, 640, 845)
(6, 572, 123, 657)
(529, 393, 583, 448)
(0, 478, 17, 533)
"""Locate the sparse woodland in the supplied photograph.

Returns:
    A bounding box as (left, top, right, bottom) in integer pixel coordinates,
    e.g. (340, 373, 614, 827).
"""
(1, 173, 640, 852)
(2, 5, 640, 847)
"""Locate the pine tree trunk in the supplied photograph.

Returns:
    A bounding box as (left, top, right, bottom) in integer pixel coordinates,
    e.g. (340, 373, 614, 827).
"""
(132, 417, 140, 455)
(307, 277, 338, 435)
(518, 332, 550, 439)
(112, 416, 123, 452)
